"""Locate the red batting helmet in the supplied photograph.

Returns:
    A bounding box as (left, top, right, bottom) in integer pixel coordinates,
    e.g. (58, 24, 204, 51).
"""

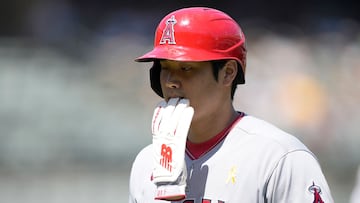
(135, 7, 247, 97)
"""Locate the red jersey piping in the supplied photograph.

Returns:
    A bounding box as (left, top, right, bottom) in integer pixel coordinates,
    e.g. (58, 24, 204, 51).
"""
(186, 112, 245, 160)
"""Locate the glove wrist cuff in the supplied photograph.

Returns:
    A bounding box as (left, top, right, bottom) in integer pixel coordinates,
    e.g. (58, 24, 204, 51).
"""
(154, 184, 186, 201)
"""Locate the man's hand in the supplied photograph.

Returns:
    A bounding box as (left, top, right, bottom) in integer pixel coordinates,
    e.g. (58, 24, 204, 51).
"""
(151, 98, 194, 200)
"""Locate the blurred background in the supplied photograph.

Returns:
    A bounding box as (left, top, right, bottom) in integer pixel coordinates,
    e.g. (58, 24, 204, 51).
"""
(0, 0, 359, 202)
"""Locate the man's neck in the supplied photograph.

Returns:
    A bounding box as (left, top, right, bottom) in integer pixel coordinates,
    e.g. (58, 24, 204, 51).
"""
(187, 107, 239, 144)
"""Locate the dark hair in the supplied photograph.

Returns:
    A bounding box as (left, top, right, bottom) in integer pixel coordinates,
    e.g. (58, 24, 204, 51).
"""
(150, 59, 244, 99)
(211, 60, 243, 100)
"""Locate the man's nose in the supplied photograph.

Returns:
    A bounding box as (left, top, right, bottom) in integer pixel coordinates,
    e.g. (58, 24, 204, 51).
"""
(165, 72, 180, 89)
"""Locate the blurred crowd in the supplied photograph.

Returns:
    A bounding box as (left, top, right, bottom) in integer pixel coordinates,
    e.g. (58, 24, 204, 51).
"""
(0, 0, 360, 202)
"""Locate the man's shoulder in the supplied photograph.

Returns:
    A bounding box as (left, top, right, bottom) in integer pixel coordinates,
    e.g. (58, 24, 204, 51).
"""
(233, 115, 309, 152)
(134, 144, 153, 162)
(131, 144, 153, 171)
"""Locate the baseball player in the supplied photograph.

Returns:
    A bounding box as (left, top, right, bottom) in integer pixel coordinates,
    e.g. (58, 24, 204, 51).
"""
(129, 7, 334, 203)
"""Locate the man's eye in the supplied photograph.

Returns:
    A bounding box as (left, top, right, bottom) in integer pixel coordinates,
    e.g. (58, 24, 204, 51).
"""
(181, 66, 192, 71)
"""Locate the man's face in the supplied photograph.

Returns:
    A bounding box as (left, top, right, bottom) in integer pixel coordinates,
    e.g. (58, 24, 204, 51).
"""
(159, 60, 227, 122)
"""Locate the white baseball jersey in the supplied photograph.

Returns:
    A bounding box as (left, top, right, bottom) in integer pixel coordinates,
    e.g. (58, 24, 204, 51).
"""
(129, 115, 334, 203)
(350, 166, 360, 203)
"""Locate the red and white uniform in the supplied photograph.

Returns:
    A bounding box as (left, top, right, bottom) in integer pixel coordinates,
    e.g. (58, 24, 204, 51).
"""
(129, 114, 334, 203)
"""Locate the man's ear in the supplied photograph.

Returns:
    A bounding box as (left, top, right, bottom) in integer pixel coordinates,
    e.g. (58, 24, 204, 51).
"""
(222, 60, 238, 86)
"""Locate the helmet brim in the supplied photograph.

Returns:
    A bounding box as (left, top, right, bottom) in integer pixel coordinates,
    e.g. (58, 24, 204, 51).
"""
(135, 45, 240, 63)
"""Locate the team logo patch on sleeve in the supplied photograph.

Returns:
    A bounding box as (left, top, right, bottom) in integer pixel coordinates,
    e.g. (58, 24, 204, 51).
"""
(308, 182, 324, 203)
(160, 15, 177, 45)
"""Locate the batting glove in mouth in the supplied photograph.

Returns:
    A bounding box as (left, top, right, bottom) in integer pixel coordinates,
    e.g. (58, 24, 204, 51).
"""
(151, 98, 194, 201)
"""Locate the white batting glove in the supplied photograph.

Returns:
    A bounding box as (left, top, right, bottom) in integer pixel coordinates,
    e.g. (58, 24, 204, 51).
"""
(151, 98, 194, 201)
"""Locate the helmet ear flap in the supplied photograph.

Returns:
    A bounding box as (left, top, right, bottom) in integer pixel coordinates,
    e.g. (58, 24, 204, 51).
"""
(150, 60, 164, 98)
(236, 63, 245, 84)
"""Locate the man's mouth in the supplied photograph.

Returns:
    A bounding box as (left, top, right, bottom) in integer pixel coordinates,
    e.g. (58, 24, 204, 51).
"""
(166, 96, 186, 102)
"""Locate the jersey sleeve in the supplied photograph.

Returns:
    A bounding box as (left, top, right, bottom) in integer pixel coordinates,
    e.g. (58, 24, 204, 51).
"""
(129, 149, 143, 203)
(350, 166, 360, 203)
(128, 145, 154, 203)
(264, 150, 334, 203)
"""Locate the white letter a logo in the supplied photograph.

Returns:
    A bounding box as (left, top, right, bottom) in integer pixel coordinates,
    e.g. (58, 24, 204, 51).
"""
(160, 15, 177, 45)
